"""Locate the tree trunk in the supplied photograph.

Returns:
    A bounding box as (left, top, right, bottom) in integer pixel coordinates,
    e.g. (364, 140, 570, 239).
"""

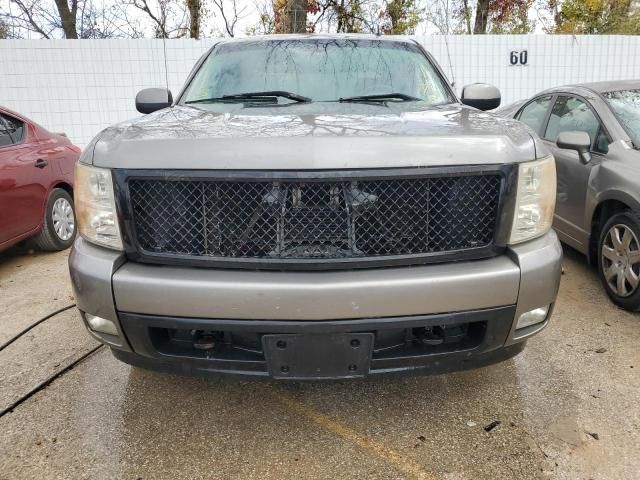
(53, 0, 78, 39)
(387, 0, 402, 33)
(462, 0, 472, 34)
(186, 0, 201, 38)
(336, 0, 344, 32)
(473, 0, 490, 34)
(286, 0, 307, 33)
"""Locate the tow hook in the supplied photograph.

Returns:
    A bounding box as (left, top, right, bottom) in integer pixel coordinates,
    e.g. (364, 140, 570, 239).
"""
(417, 325, 467, 346)
(193, 331, 216, 350)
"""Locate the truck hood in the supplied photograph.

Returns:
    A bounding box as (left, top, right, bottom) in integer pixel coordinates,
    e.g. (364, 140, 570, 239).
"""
(91, 103, 540, 169)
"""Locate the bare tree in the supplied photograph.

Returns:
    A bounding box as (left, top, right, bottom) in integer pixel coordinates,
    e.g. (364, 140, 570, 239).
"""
(105, 2, 148, 37)
(473, 0, 489, 33)
(130, 0, 170, 37)
(315, 0, 413, 33)
(0, 18, 8, 38)
(75, 1, 138, 37)
(1, 0, 57, 38)
(185, 0, 202, 38)
(423, 0, 470, 34)
(306, 0, 376, 33)
(246, 0, 276, 34)
(211, 0, 247, 36)
(53, 0, 78, 38)
(0, 0, 134, 38)
(460, 0, 472, 33)
(126, 0, 191, 37)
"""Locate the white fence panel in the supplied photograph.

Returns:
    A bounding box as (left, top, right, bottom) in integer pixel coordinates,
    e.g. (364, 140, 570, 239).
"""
(419, 35, 640, 107)
(0, 39, 215, 146)
(1, 36, 639, 147)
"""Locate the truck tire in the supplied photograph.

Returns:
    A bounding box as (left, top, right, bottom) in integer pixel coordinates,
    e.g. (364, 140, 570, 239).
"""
(598, 211, 640, 311)
(32, 188, 76, 251)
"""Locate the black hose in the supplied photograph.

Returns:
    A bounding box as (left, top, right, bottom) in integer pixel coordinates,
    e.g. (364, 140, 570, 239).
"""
(0, 304, 76, 352)
(0, 344, 104, 418)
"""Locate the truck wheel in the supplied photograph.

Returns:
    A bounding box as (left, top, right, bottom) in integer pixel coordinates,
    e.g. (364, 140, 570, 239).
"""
(32, 188, 76, 251)
(598, 211, 640, 311)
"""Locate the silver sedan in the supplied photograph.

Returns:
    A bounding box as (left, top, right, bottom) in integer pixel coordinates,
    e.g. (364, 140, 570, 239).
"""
(499, 80, 640, 311)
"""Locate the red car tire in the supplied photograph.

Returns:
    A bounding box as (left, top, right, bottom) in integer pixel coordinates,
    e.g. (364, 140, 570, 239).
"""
(32, 188, 76, 251)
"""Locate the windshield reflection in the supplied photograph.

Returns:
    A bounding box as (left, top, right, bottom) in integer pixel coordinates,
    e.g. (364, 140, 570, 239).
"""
(182, 39, 454, 106)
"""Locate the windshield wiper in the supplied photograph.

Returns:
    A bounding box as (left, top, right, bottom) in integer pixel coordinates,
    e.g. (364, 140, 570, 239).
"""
(337, 93, 422, 103)
(185, 91, 311, 104)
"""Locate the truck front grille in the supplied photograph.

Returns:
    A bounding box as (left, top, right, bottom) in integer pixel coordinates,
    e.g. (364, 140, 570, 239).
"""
(122, 170, 503, 268)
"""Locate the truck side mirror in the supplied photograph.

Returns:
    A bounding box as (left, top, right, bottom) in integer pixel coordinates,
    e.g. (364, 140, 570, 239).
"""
(460, 83, 501, 111)
(135, 88, 173, 114)
(556, 131, 592, 164)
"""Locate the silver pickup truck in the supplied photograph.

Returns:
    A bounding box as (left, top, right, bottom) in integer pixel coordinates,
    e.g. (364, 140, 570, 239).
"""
(69, 35, 562, 380)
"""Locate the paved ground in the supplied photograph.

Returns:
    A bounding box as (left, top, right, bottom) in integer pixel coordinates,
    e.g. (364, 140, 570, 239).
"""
(0, 244, 638, 480)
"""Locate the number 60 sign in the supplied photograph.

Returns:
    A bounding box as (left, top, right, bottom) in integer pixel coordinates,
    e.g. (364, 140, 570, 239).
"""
(510, 50, 528, 66)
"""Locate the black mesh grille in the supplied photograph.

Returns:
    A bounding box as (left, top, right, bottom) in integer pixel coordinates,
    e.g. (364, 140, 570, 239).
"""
(127, 174, 502, 264)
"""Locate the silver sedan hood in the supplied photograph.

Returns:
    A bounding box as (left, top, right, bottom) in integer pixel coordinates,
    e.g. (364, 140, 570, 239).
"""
(91, 103, 540, 169)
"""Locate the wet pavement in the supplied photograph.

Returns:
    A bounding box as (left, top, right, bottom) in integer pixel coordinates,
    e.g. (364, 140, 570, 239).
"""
(0, 245, 638, 479)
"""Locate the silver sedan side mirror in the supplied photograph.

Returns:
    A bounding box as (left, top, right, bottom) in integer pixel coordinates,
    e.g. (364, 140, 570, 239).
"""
(556, 131, 592, 164)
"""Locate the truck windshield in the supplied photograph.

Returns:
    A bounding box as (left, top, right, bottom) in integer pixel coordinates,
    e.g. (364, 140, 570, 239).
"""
(182, 39, 454, 106)
(603, 89, 640, 148)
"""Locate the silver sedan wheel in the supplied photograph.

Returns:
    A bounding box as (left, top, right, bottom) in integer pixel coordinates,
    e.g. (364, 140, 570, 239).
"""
(602, 224, 640, 297)
(52, 197, 75, 241)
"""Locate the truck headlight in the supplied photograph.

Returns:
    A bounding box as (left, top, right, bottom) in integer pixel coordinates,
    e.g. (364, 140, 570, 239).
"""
(509, 156, 556, 244)
(75, 163, 123, 250)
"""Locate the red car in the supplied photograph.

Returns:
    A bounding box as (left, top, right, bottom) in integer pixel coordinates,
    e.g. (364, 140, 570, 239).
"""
(0, 106, 80, 252)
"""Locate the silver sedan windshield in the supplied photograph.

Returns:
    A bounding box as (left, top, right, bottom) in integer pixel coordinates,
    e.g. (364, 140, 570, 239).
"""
(603, 89, 640, 147)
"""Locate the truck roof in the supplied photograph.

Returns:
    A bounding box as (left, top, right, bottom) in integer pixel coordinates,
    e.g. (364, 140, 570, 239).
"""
(215, 34, 415, 46)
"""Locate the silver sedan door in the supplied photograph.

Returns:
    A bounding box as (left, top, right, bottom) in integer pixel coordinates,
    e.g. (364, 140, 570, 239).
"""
(540, 95, 610, 253)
